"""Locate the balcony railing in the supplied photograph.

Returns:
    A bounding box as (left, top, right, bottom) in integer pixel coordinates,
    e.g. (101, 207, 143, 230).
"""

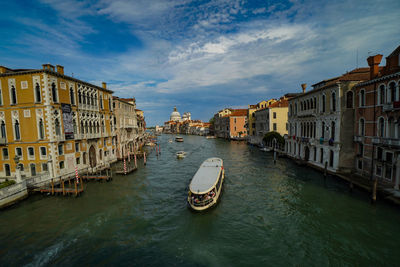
(372, 137, 400, 147)
(382, 101, 400, 112)
(354, 135, 364, 142)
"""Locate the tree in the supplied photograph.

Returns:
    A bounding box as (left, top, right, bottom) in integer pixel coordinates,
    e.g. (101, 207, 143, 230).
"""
(263, 131, 284, 147)
(209, 117, 215, 125)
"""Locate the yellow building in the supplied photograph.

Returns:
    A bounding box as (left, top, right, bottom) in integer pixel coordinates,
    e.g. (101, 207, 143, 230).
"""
(247, 99, 277, 143)
(0, 64, 117, 180)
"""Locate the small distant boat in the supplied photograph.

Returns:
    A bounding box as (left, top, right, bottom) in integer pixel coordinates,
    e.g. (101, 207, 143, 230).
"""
(206, 136, 216, 139)
(145, 142, 156, 147)
(175, 136, 184, 142)
(187, 157, 225, 211)
(260, 147, 271, 152)
(176, 151, 186, 159)
(168, 139, 173, 143)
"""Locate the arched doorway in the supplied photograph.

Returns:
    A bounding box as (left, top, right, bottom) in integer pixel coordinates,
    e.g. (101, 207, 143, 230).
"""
(89, 145, 97, 168)
(304, 146, 310, 161)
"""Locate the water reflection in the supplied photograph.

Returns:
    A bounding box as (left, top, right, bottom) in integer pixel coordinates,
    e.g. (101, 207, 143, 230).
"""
(1, 134, 400, 266)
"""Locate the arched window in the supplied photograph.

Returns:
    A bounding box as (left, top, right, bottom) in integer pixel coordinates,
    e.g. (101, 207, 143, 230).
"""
(313, 122, 316, 138)
(100, 96, 103, 109)
(321, 122, 325, 138)
(102, 121, 105, 133)
(83, 152, 87, 165)
(379, 85, 385, 105)
(300, 102, 303, 111)
(38, 119, 44, 139)
(35, 83, 41, 103)
(96, 122, 99, 133)
(1, 121, 6, 139)
(55, 118, 61, 136)
(99, 149, 102, 160)
(89, 122, 92, 134)
(346, 91, 353, 108)
(331, 92, 336, 111)
(314, 97, 317, 110)
(73, 119, 77, 134)
(80, 121, 84, 134)
(51, 83, 57, 103)
(378, 117, 384, 137)
(360, 89, 365, 107)
(14, 120, 20, 140)
(389, 82, 396, 103)
(83, 92, 86, 104)
(388, 117, 395, 138)
(85, 122, 88, 134)
(289, 104, 292, 116)
(331, 121, 335, 140)
(70, 87, 75, 105)
(30, 163, 36, 176)
(11, 85, 17, 104)
(78, 91, 82, 104)
(359, 118, 365, 136)
(322, 95, 326, 112)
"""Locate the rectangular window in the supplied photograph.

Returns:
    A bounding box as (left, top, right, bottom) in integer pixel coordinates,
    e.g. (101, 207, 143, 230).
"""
(376, 165, 382, 176)
(286, 123, 288, 130)
(58, 144, 63, 155)
(59, 161, 65, 169)
(42, 163, 48, 172)
(358, 159, 363, 170)
(40, 146, 47, 158)
(320, 148, 323, 163)
(75, 142, 79, 152)
(2, 148, 9, 160)
(273, 112, 276, 119)
(273, 123, 277, 131)
(385, 165, 392, 180)
(76, 157, 80, 165)
(28, 147, 34, 158)
(16, 147, 22, 158)
(377, 147, 383, 160)
(386, 152, 393, 163)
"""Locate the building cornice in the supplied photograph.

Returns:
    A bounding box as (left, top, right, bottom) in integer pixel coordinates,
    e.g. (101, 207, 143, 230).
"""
(0, 69, 114, 94)
(355, 71, 400, 87)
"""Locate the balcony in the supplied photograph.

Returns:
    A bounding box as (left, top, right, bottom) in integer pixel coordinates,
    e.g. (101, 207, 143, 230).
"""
(354, 135, 364, 142)
(372, 137, 400, 148)
(382, 101, 400, 112)
(0, 137, 6, 145)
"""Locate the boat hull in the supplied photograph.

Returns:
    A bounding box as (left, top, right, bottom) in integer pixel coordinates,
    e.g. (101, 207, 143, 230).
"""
(188, 169, 224, 211)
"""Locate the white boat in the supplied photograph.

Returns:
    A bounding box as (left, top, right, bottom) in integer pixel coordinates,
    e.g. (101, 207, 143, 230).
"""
(260, 147, 271, 152)
(206, 136, 216, 139)
(176, 151, 186, 159)
(187, 158, 225, 211)
(168, 139, 173, 143)
(175, 136, 184, 142)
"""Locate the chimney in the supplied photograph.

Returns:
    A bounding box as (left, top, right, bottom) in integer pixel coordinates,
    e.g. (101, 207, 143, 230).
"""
(301, 83, 307, 93)
(56, 65, 64, 75)
(367, 54, 383, 79)
(42, 63, 54, 71)
(102, 82, 107, 89)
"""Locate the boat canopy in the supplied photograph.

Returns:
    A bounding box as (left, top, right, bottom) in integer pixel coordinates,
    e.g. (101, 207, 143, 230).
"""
(189, 158, 223, 194)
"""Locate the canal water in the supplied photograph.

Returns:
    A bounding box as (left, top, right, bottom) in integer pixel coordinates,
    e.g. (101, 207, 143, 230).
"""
(1, 135, 400, 266)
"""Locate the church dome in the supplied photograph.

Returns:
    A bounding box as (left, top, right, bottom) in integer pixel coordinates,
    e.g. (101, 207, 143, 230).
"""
(170, 107, 181, 121)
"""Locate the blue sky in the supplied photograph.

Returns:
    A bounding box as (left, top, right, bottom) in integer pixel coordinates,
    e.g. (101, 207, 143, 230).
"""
(1, 0, 399, 126)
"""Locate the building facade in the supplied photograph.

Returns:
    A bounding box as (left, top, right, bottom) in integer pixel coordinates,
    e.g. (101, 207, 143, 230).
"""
(354, 45, 400, 187)
(286, 68, 369, 173)
(113, 96, 138, 159)
(0, 64, 117, 180)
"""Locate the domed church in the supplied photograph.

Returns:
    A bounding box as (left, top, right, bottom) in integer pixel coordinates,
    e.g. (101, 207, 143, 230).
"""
(170, 107, 181, 122)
